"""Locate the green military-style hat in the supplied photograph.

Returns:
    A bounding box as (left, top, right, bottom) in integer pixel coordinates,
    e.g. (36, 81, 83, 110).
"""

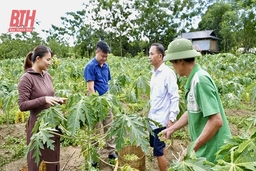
(163, 38, 201, 62)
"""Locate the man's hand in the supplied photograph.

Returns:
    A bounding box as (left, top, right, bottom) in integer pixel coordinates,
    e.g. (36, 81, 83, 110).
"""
(179, 148, 187, 162)
(87, 81, 95, 95)
(159, 127, 173, 140)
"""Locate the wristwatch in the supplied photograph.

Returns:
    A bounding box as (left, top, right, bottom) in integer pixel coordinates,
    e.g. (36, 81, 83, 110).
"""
(169, 117, 175, 123)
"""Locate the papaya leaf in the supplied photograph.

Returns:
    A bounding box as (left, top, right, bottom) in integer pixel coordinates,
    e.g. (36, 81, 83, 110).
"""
(170, 158, 212, 171)
(130, 74, 150, 100)
(234, 137, 256, 170)
(109, 78, 124, 95)
(67, 96, 87, 135)
(169, 142, 213, 171)
(90, 94, 110, 122)
(109, 113, 127, 151)
(25, 120, 56, 166)
(117, 73, 131, 87)
(211, 162, 244, 171)
(83, 100, 95, 130)
(215, 136, 245, 161)
(125, 91, 137, 103)
(109, 113, 150, 153)
(127, 114, 149, 152)
(104, 93, 122, 113)
(237, 137, 255, 153)
(31, 106, 67, 132)
(214, 134, 256, 171)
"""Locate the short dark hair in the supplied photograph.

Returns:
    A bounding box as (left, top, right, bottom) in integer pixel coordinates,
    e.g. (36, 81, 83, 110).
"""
(96, 40, 110, 53)
(151, 43, 165, 58)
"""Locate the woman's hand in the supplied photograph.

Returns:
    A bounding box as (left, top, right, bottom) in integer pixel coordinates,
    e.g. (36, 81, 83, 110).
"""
(45, 96, 67, 106)
(57, 97, 67, 104)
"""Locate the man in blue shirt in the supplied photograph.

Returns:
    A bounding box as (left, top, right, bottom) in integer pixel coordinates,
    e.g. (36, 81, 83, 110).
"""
(83, 40, 117, 167)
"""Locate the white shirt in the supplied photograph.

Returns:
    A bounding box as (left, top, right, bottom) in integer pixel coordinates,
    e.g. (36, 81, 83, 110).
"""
(148, 63, 180, 129)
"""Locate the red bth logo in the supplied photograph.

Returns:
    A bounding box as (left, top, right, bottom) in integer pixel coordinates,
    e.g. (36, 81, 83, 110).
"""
(8, 10, 36, 32)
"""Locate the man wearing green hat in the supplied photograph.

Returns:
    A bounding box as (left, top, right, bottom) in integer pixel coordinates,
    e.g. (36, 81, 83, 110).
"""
(161, 38, 231, 163)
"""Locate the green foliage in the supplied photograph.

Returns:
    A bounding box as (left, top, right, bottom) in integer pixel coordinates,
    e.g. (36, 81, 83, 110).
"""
(0, 135, 26, 168)
(46, 8, 100, 58)
(227, 115, 249, 129)
(242, 83, 256, 106)
(176, 75, 187, 118)
(198, 1, 256, 53)
(25, 120, 56, 166)
(0, 52, 256, 169)
(212, 128, 256, 171)
(168, 142, 214, 171)
(66, 93, 112, 134)
(40, 0, 216, 57)
(60, 129, 85, 147)
(0, 32, 70, 60)
(137, 0, 213, 45)
(0, 32, 44, 59)
(172, 128, 190, 142)
(24, 92, 122, 169)
(0, 108, 20, 125)
(1, 1, 255, 57)
(2, 90, 18, 125)
(47, 39, 70, 58)
(109, 113, 151, 153)
(168, 113, 256, 171)
(197, 53, 256, 109)
(25, 106, 67, 166)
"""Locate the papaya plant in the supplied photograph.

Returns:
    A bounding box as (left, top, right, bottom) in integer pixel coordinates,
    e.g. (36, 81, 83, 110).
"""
(168, 142, 214, 171)
(25, 92, 122, 169)
(1, 53, 256, 170)
(212, 127, 256, 171)
(168, 115, 256, 171)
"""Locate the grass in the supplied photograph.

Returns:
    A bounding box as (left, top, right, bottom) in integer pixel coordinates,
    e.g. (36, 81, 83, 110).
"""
(0, 135, 26, 168)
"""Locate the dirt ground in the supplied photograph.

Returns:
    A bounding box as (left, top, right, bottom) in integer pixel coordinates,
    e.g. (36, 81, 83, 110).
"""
(0, 123, 185, 171)
(0, 109, 254, 171)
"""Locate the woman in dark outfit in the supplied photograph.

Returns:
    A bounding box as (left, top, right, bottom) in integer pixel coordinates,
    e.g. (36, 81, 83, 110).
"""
(18, 45, 66, 171)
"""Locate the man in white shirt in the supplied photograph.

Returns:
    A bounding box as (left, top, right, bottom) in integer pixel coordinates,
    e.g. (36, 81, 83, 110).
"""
(148, 43, 180, 171)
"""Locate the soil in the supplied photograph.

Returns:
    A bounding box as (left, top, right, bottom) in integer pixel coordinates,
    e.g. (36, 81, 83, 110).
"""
(0, 109, 254, 171)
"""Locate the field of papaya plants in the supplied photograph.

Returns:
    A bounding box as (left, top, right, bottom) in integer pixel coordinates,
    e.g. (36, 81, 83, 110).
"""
(0, 53, 255, 171)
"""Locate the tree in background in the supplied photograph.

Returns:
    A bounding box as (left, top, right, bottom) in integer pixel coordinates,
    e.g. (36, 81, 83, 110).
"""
(233, 0, 256, 53)
(1, 0, 255, 57)
(90, 0, 134, 56)
(46, 38, 70, 58)
(132, 0, 209, 48)
(0, 32, 44, 59)
(198, 0, 256, 53)
(44, 0, 215, 57)
(197, 2, 231, 51)
(44, 7, 101, 58)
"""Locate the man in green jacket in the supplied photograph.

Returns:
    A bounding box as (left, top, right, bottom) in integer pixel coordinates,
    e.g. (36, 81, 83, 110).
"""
(161, 38, 231, 163)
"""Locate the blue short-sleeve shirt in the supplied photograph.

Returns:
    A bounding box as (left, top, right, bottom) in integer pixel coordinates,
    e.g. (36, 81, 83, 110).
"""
(83, 58, 111, 96)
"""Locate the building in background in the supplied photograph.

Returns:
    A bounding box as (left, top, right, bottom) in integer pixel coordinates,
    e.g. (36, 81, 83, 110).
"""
(181, 30, 220, 54)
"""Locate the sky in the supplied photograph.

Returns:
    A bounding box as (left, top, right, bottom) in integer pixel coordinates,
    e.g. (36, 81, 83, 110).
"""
(0, 0, 201, 44)
(0, 0, 87, 39)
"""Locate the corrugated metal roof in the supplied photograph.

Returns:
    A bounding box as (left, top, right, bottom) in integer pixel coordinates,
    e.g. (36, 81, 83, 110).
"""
(181, 30, 220, 40)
